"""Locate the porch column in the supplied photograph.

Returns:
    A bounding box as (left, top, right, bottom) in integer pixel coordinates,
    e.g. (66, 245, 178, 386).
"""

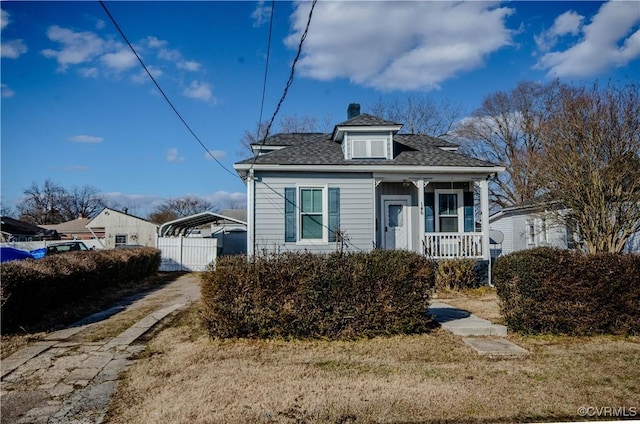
(479, 179, 490, 261)
(417, 179, 425, 255)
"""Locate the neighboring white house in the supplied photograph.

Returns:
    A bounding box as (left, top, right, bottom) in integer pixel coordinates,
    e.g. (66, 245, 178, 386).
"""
(234, 104, 504, 261)
(86, 207, 158, 249)
(489, 202, 640, 255)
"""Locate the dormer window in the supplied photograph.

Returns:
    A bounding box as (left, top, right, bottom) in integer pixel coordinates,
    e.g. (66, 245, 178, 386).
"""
(352, 139, 387, 159)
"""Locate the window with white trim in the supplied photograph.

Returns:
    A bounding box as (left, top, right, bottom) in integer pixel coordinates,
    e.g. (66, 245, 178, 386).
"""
(300, 188, 324, 240)
(284, 186, 340, 243)
(351, 139, 387, 159)
(526, 220, 535, 245)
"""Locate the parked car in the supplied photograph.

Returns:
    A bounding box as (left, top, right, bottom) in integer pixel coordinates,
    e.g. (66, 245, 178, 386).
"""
(46, 241, 91, 255)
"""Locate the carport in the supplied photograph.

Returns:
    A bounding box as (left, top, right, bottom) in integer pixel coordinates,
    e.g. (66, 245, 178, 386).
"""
(157, 211, 247, 271)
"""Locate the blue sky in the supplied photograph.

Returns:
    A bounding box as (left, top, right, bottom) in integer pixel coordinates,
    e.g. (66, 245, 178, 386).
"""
(2, 1, 639, 217)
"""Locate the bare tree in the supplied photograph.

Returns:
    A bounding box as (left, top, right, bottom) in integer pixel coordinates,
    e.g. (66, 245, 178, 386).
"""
(455, 81, 561, 208)
(370, 94, 462, 137)
(148, 195, 216, 224)
(17, 180, 67, 224)
(16, 181, 106, 224)
(535, 82, 640, 254)
(59, 185, 106, 221)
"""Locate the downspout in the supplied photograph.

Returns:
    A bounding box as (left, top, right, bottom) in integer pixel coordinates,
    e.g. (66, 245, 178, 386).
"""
(247, 169, 256, 259)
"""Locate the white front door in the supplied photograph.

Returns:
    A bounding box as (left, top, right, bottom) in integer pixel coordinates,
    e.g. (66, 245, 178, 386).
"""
(383, 199, 409, 250)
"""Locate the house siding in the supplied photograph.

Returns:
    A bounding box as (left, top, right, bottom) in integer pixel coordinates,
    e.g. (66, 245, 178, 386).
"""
(253, 172, 374, 254)
(88, 209, 158, 249)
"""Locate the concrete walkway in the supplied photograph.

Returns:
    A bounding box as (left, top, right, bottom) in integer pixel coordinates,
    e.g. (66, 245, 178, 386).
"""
(1, 273, 201, 424)
(429, 301, 528, 357)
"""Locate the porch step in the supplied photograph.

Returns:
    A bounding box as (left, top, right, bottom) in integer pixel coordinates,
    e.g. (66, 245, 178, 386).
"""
(429, 302, 508, 337)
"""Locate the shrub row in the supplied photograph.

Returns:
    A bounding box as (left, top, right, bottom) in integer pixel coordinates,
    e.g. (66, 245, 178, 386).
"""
(1, 247, 161, 331)
(201, 250, 435, 340)
(493, 247, 640, 335)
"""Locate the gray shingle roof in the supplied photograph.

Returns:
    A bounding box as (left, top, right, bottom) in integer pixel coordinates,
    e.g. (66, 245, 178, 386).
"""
(334, 113, 401, 127)
(237, 133, 497, 168)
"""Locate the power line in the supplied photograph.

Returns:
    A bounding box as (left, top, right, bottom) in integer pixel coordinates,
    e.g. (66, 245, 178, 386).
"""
(246, 0, 318, 175)
(99, 0, 239, 179)
(255, 0, 275, 144)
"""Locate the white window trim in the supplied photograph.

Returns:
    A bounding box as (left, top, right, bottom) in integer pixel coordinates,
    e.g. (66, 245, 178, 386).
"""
(434, 189, 464, 233)
(296, 185, 328, 244)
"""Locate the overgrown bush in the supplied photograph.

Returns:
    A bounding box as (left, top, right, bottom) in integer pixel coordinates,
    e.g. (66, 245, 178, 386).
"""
(201, 250, 435, 340)
(493, 247, 640, 335)
(435, 258, 480, 291)
(1, 247, 161, 331)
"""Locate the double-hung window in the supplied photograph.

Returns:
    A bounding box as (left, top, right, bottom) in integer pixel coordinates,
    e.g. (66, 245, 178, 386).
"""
(285, 186, 340, 243)
(300, 188, 323, 240)
(438, 193, 459, 232)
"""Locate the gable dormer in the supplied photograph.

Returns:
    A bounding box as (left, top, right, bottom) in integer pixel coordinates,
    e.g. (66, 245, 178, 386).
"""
(332, 104, 403, 160)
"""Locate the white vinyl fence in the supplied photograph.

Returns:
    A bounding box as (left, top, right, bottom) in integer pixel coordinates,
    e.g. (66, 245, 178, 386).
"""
(157, 237, 218, 272)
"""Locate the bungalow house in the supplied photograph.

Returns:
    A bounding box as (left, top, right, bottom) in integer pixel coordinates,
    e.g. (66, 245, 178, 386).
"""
(234, 104, 504, 261)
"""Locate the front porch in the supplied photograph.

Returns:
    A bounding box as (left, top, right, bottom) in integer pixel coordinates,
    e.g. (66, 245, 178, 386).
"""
(375, 176, 492, 261)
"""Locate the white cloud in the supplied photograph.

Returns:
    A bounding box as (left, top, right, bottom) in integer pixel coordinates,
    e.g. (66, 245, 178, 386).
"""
(251, 1, 272, 27)
(204, 150, 226, 160)
(535, 1, 640, 77)
(100, 48, 137, 71)
(1, 39, 28, 58)
(131, 66, 163, 84)
(69, 134, 104, 143)
(183, 80, 214, 102)
(1, 10, 28, 59)
(80, 67, 99, 78)
(158, 47, 181, 62)
(535, 10, 584, 52)
(143, 36, 167, 49)
(177, 60, 201, 72)
(95, 19, 105, 30)
(1, 83, 15, 98)
(202, 191, 247, 209)
(285, 1, 514, 91)
(41, 26, 107, 71)
(1, 9, 9, 31)
(166, 148, 185, 163)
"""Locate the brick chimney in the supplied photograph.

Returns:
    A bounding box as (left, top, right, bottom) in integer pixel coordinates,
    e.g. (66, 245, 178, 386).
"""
(347, 103, 360, 119)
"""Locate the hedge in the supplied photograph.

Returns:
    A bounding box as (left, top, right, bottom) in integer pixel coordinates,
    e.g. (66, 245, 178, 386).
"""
(201, 250, 436, 340)
(1, 247, 161, 331)
(493, 247, 640, 335)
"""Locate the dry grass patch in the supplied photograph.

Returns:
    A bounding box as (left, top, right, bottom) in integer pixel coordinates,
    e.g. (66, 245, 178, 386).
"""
(107, 303, 640, 424)
(436, 287, 505, 325)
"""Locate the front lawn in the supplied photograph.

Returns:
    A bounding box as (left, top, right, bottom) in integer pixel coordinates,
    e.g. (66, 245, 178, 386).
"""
(106, 301, 640, 423)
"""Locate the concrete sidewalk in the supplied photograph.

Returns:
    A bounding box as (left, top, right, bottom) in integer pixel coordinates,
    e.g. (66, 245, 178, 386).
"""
(1, 273, 201, 424)
(429, 301, 528, 357)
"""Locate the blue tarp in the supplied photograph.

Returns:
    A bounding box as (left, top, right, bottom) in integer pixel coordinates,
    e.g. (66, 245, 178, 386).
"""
(0, 246, 35, 263)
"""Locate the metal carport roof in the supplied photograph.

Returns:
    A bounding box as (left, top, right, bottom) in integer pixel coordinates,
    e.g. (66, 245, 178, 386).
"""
(158, 211, 247, 237)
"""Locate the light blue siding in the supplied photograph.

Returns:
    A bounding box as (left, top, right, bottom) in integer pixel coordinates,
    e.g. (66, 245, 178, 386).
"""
(253, 172, 374, 254)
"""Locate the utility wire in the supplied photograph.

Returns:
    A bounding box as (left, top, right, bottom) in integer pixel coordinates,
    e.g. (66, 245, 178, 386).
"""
(246, 0, 318, 175)
(99, 0, 238, 179)
(255, 0, 275, 145)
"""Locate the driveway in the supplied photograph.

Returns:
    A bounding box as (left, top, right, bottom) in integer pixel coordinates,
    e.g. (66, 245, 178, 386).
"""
(1, 273, 201, 424)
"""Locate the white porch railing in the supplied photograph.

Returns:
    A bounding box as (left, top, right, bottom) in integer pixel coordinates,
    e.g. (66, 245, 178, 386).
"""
(424, 233, 483, 259)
